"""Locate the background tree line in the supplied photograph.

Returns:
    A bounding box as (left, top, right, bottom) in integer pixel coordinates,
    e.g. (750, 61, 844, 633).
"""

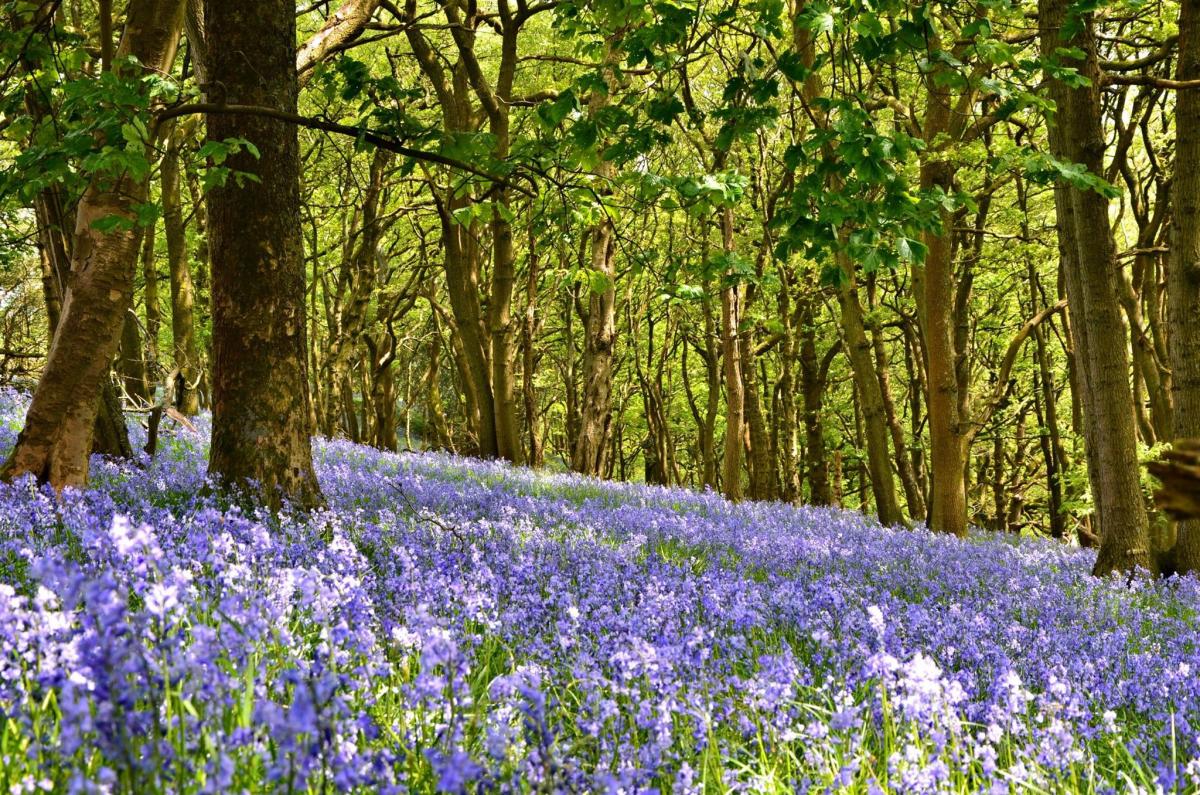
(0, 0, 1196, 577)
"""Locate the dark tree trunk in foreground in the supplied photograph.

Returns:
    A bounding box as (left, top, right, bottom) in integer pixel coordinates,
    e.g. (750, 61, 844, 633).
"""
(1040, 0, 1151, 575)
(1, 0, 185, 489)
(1167, 0, 1200, 573)
(205, 0, 322, 509)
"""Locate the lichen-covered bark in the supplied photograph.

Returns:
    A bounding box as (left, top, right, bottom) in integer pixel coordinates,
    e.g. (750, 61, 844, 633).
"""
(205, 0, 321, 510)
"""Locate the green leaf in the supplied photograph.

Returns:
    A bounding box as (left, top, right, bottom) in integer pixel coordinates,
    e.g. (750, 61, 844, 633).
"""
(537, 90, 578, 130)
(961, 18, 992, 39)
(91, 215, 133, 233)
(897, 236, 928, 264)
(820, 263, 849, 289)
(587, 269, 613, 295)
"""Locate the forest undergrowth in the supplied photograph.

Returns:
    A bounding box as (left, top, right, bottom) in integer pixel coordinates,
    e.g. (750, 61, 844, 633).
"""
(0, 391, 1195, 794)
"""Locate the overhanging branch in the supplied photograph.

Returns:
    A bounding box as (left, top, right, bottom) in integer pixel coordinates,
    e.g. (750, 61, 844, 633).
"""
(156, 103, 534, 196)
(1101, 73, 1200, 90)
(971, 298, 1068, 436)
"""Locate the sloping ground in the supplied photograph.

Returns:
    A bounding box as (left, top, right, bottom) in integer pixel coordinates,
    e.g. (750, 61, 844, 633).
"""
(0, 391, 1196, 793)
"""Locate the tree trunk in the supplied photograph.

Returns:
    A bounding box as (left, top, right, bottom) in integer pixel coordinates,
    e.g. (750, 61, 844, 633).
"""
(834, 256, 904, 525)
(776, 271, 802, 502)
(206, 0, 321, 509)
(700, 285, 722, 489)
(1040, 0, 1151, 575)
(295, 0, 382, 82)
(741, 302, 774, 500)
(798, 298, 834, 504)
(326, 149, 390, 440)
(867, 279, 925, 520)
(571, 175, 618, 476)
(162, 124, 202, 414)
(1, 0, 186, 489)
(521, 222, 544, 466)
(364, 325, 398, 451)
(116, 310, 150, 405)
(919, 159, 970, 538)
(92, 375, 133, 459)
(719, 208, 745, 500)
(424, 315, 455, 451)
(1169, 0, 1200, 573)
(1033, 320, 1068, 540)
(488, 201, 525, 464)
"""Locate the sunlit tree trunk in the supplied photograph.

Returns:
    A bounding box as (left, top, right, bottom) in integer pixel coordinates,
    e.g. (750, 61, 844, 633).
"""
(572, 50, 619, 476)
(570, 208, 617, 475)
(719, 208, 745, 501)
(2, 0, 185, 488)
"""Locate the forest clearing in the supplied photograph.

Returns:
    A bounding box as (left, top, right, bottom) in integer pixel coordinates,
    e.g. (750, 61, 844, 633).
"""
(1, 0, 1200, 790)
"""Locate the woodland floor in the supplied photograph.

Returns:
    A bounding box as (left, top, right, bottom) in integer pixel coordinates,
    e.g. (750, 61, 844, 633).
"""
(0, 391, 1194, 793)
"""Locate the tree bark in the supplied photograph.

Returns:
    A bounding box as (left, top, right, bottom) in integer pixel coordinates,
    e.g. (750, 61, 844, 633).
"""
(776, 269, 802, 502)
(834, 258, 904, 525)
(571, 216, 617, 475)
(919, 158, 970, 537)
(571, 51, 619, 476)
(867, 279, 925, 520)
(2, 0, 186, 489)
(798, 297, 834, 504)
(1040, 0, 1152, 575)
(700, 283, 722, 489)
(741, 301, 774, 500)
(521, 223, 544, 466)
(206, 0, 321, 509)
(295, 0, 382, 83)
(1169, 0, 1200, 573)
(162, 124, 202, 414)
(116, 310, 150, 405)
(719, 208, 745, 501)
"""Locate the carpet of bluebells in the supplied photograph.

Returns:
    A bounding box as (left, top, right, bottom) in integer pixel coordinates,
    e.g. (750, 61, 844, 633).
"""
(0, 392, 1197, 794)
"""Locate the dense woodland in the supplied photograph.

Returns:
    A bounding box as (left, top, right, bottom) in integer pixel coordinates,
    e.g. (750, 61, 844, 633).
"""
(0, 0, 1197, 578)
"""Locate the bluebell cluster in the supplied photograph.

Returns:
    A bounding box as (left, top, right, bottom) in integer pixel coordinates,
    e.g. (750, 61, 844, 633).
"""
(0, 390, 1194, 793)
